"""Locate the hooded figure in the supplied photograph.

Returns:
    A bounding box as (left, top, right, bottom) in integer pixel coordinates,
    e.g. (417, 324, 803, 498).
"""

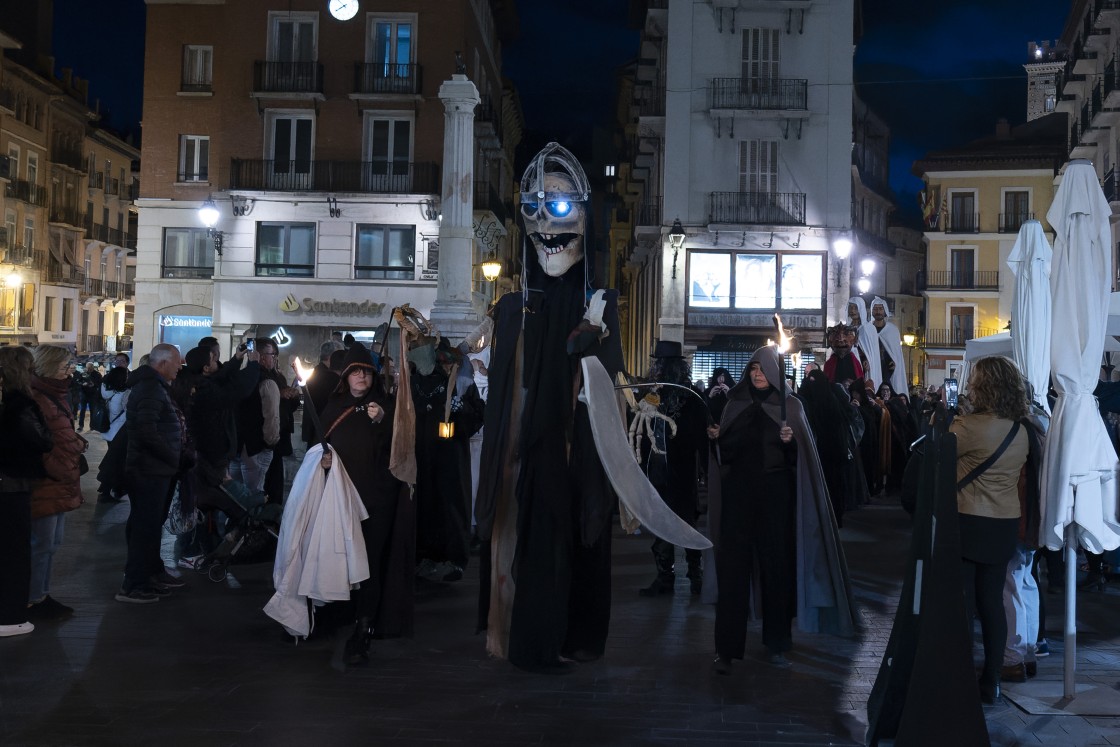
(847, 296, 883, 390)
(870, 296, 908, 396)
(475, 142, 624, 671)
(707, 345, 857, 673)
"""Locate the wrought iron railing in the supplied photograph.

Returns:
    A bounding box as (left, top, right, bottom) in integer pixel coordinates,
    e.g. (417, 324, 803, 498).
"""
(51, 145, 85, 171)
(709, 77, 808, 110)
(709, 191, 806, 226)
(924, 271, 1000, 290)
(998, 212, 1034, 233)
(253, 61, 324, 94)
(924, 327, 1001, 348)
(49, 205, 86, 228)
(945, 212, 980, 233)
(229, 159, 440, 194)
(4, 179, 48, 206)
(161, 265, 213, 280)
(352, 62, 421, 95)
(637, 196, 662, 226)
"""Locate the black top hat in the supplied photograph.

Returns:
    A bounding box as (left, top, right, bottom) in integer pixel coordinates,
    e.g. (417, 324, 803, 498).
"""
(651, 340, 684, 359)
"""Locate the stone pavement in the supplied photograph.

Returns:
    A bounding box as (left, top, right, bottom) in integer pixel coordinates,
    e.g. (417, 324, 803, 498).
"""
(2, 432, 1120, 746)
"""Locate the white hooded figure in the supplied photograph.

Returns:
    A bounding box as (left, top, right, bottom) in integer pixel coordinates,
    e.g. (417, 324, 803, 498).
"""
(847, 296, 883, 390)
(869, 296, 907, 395)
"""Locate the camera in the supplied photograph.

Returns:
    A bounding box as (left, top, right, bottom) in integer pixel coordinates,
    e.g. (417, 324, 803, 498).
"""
(943, 377, 959, 410)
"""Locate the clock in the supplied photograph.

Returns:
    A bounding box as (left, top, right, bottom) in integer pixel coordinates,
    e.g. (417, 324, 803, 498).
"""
(329, 0, 359, 21)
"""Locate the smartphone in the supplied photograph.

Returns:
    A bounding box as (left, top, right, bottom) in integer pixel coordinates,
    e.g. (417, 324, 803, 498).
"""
(944, 377, 959, 410)
(245, 339, 255, 352)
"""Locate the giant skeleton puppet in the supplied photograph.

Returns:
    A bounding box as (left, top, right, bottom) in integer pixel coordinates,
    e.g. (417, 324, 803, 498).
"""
(473, 143, 707, 671)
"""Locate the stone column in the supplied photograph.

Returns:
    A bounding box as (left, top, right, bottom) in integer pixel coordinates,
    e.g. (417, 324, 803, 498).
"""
(429, 73, 481, 342)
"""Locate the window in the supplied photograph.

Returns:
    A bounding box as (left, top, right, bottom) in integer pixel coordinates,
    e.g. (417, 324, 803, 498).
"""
(355, 225, 415, 279)
(1003, 190, 1029, 232)
(741, 28, 780, 99)
(182, 45, 213, 91)
(688, 250, 822, 311)
(949, 192, 977, 232)
(266, 112, 313, 189)
(162, 228, 215, 279)
(364, 114, 412, 190)
(369, 16, 413, 75)
(604, 164, 616, 177)
(270, 13, 317, 62)
(61, 298, 73, 332)
(23, 218, 33, 250)
(4, 210, 14, 247)
(950, 305, 975, 345)
(256, 222, 315, 277)
(27, 152, 37, 185)
(44, 295, 54, 332)
(178, 135, 209, 182)
(951, 248, 975, 288)
(7, 145, 18, 178)
(734, 254, 776, 308)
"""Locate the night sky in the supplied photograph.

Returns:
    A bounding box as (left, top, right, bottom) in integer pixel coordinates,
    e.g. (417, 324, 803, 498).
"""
(47, 0, 1073, 222)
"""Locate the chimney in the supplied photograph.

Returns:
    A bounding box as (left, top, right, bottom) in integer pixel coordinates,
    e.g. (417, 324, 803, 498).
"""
(995, 118, 1011, 139)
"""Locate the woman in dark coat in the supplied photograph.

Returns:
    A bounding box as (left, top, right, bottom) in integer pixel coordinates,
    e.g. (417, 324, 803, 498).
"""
(707, 346, 857, 675)
(319, 342, 413, 667)
(96, 366, 130, 502)
(0, 347, 53, 637)
(850, 380, 883, 497)
(705, 367, 735, 423)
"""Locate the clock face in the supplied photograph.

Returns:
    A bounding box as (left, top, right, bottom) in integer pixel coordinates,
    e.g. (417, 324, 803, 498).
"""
(329, 0, 359, 21)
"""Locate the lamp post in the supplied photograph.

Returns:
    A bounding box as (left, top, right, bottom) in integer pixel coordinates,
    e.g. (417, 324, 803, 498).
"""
(669, 217, 686, 280)
(479, 251, 501, 283)
(903, 328, 923, 386)
(832, 234, 852, 289)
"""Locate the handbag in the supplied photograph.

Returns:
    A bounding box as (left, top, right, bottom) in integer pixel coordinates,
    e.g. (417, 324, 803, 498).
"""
(93, 405, 112, 433)
(79, 453, 89, 475)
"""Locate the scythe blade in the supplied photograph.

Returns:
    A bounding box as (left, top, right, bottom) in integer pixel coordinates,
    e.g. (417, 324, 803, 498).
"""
(579, 356, 712, 551)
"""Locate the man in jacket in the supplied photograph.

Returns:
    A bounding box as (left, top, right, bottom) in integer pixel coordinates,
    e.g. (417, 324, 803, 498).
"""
(117, 344, 184, 604)
(258, 337, 300, 504)
(301, 340, 343, 448)
(232, 338, 283, 495)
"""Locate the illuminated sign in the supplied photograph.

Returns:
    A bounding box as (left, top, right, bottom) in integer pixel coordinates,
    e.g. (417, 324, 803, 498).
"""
(160, 315, 213, 328)
(279, 293, 387, 317)
(269, 326, 292, 348)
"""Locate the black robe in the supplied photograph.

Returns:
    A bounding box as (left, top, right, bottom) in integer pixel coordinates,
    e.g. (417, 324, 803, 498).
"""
(476, 270, 624, 670)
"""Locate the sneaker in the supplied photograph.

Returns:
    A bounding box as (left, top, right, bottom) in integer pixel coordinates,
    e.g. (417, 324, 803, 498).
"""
(26, 595, 74, 621)
(115, 587, 161, 604)
(767, 652, 792, 669)
(0, 622, 34, 637)
(442, 564, 464, 582)
(177, 555, 206, 571)
(1035, 639, 1050, 657)
(150, 569, 187, 590)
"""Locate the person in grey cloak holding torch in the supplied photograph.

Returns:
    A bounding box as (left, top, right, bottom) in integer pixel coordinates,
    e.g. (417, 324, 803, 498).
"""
(471, 142, 710, 672)
(706, 342, 858, 674)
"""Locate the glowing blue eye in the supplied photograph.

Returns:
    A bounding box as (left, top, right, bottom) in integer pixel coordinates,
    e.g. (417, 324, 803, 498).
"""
(521, 202, 539, 215)
(547, 201, 572, 217)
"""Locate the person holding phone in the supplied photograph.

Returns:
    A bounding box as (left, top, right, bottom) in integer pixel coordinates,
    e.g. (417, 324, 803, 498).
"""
(949, 355, 1031, 704)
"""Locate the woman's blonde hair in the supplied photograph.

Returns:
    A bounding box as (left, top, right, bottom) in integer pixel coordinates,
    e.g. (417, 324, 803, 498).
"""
(0, 345, 34, 395)
(32, 345, 72, 378)
(967, 356, 1029, 420)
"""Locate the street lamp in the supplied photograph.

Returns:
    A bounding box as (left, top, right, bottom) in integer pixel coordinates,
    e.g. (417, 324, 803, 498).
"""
(479, 251, 502, 282)
(832, 232, 853, 288)
(903, 328, 920, 386)
(669, 218, 686, 279)
(198, 197, 224, 255)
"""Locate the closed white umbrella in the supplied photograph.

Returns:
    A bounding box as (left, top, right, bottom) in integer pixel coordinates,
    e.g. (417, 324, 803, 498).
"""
(1007, 220, 1052, 414)
(1042, 159, 1120, 699)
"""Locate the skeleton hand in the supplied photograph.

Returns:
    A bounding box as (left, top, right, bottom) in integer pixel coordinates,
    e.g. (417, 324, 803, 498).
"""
(627, 393, 677, 462)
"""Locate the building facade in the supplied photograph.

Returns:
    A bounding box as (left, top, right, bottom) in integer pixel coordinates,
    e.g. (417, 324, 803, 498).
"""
(612, 0, 858, 381)
(0, 23, 138, 356)
(135, 0, 519, 363)
(912, 115, 1066, 387)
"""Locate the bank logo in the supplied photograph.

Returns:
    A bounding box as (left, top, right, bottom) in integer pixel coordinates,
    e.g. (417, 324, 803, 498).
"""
(279, 293, 300, 312)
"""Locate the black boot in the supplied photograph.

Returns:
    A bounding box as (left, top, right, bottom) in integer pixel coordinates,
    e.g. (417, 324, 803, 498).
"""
(685, 549, 703, 596)
(331, 617, 371, 671)
(639, 539, 675, 597)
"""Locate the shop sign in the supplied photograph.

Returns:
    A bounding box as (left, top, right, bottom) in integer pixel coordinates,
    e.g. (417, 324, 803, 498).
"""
(159, 315, 212, 328)
(279, 293, 387, 318)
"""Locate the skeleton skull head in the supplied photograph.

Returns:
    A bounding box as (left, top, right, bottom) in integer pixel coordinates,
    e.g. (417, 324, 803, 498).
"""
(520, 142, 590, 278)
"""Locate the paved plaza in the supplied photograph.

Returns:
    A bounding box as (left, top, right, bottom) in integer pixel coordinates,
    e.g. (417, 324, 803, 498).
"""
(2, 434, 1120, 746)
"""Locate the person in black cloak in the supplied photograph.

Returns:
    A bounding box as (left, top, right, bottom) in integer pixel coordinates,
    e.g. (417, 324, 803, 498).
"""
(798, 368, 854, 527)
(705, 367, 736, 423)
(706, 345, 857, 675)
(318, 342, 413, 667)
(634, 341, 709, 596)
(411, 339, 484, 582)
(475, 142, 624, 671)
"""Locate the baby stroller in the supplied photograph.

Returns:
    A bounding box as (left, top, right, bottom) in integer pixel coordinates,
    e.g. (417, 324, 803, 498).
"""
(195, 479, 283, 582)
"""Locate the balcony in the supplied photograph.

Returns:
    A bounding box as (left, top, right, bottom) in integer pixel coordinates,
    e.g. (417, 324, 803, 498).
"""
(924, 327, 1001, 348)
(352, 62, 422, 95)
(4, 178, 48, 206)
(229, 159, 440, 194)
(709, 191, 806, 226)
(128, 181, 140, 200)
(475, 94, 503, 150)
(709, 77, 808, 111)
(82, 276, 102, 298)
(637, 87, 666, 117)
(180, 74, 212, 94)
(637, 195, 662, 227)
(108, 227, 123, 246)
(88, 171, 105, 191)
(3, 244, 41, 268)
(252, 61, 324, 96)
(83, 335, 108, 354)
(45, 262, 84, 286)
(0, 86, 14, 113)
(922, 271, 1000, 290)
(50, 205, 86, 228)
(945, 212, 980, 233)
(107, 177, 120, 197)
(998, 212, 1035, 233)
(51, 145, 85, 172)
(88, 223, 108, 242)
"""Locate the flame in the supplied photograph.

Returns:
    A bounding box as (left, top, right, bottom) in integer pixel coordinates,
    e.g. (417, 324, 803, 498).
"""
(292, 358, 314, 387)
(772, 314, 792, 353)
